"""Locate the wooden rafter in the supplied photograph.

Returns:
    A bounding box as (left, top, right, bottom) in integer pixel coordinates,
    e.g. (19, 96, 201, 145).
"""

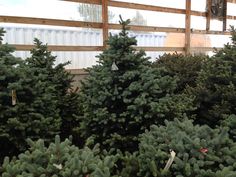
(102, 0, 109, 47)
(185, 0, 191, 55)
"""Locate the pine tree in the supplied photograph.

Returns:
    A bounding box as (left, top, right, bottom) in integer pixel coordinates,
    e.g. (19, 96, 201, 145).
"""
(138, 119, 236, 177)
(0, 28, 24, 160)
(79, 17, 193, 153)
(25, 39, 81, 143)
(188, 26, 236, 127)
(154, 53, 206, 93)
(1, 136, 116, 177)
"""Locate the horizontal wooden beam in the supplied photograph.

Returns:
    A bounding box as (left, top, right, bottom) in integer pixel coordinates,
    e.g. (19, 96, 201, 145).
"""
(12, 45, 104, 51)
(136, 47, 184, 51)
(66, 69, 88, 75)
(0, 16, 102, 28)
(108, 1, 185, 14)
(191, 11, 206, 17)
(191, 47, 222, 51)
(192, 29, 231, 35)
(109, 23, 185, 33)
(12, 44, 184, 52)
(227, 0, 236, 3)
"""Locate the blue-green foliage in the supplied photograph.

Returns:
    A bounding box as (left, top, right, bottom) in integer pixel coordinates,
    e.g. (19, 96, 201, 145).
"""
(1, 136, 116, 177)
(138, 119, 236, 177)
(79, 18, 193, 153)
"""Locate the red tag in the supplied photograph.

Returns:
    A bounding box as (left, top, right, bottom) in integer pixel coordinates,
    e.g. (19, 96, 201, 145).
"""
(200, 148, 208, 153)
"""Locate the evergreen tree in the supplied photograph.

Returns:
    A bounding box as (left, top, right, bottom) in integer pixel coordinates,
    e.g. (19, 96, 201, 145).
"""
(1, 136, 116, 177)
(25, 39, 81, 143)
(187, 26, 236, 126)
(0, 28, 24, 160)
(0, 32, 62, 162)
(154, 53, 206, 93)
(0, 33, 80, 161)
(138, 119, 236, 177)
(79, 17, 193, 153)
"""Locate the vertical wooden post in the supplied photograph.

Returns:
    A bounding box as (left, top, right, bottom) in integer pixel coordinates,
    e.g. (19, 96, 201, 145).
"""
(185, 0, 191, 55)
(223, 0, 227, 31)
(102, 0, 108, 48)
(206, 0, 212, 31)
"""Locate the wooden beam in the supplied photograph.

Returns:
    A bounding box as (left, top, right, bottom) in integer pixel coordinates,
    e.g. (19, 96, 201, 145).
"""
(192, 29, 231, 35)
(206, 0, 212, 31)
(0, 16, 102, 28)
(61, 0, 236, 20)
(102, 0, 109, 47)
(108, 1, 185, 14)
(66, 69, 88, 75)
(109, 23, 185, 33)
(223, 0, 227, 31)
(12, 45, 104, 51)
(135, 47, 184, 51)
(227, 0, 236, 3)
(12, 44, 184, 52)
(191, 47, 222, 51)
(185, 0, 191, 55)
(227, 15, 236, 20)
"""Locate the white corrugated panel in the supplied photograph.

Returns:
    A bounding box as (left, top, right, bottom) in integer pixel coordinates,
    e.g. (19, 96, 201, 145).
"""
(1, 24, 166, 68)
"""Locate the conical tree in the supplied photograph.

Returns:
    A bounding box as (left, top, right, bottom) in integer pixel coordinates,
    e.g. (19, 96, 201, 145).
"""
(25, 39, 81, 143)
(188, 26, 236, 127)
(79, 17, 193, 153)
(0, 33, 60, 161)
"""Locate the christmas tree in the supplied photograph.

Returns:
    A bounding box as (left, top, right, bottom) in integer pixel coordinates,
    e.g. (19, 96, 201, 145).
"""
(79, 17, 193, 153)
(25, 39, 81, 143)
(1, 136, 116, 177)
(154, 53, 206, 93)
(0, 28, 25, 160)
(138, 119, 236, 177)
(188, 26, 236, 127)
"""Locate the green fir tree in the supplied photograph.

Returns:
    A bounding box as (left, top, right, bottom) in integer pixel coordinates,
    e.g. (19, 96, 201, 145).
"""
(79, 17, 193, 153)
(0, 28, 24, 160)
(25, 39, 81, 143)
(0, 32, 62, 162)
(138, 119, 236, 177)
(154, 53, 207, 93)
(1, 136, 116, 177)
(188, 26, 236, 127)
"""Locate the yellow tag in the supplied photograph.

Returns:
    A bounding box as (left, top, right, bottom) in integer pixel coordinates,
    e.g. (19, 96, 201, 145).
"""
(12, 90, 17, 105)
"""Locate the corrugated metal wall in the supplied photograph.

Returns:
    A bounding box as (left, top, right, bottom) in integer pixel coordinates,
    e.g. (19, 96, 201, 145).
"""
(2, 25, 166, 69)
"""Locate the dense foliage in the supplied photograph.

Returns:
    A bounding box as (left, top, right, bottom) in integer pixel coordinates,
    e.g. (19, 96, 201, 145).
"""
(0, 29, 80, 162)
(138, 119, 236, 177)
(25, 39, 81, 142)
(1, 136, 116, 177)
(79, 17, 193, 153)
(188, 27, 236, 126)
(1, 20, 236, 177)
(0, 29, 61, 161)
(154, 53, 206, 93)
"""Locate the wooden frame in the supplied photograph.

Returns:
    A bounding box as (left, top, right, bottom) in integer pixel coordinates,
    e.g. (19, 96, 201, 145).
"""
(0, 0, 236, 56)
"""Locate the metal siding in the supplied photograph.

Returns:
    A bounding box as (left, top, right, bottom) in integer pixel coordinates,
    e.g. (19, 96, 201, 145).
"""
(2, 25, 166, 68)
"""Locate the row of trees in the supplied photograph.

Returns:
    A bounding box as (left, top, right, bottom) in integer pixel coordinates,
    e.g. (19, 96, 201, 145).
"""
(0, 17, 236, 176)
